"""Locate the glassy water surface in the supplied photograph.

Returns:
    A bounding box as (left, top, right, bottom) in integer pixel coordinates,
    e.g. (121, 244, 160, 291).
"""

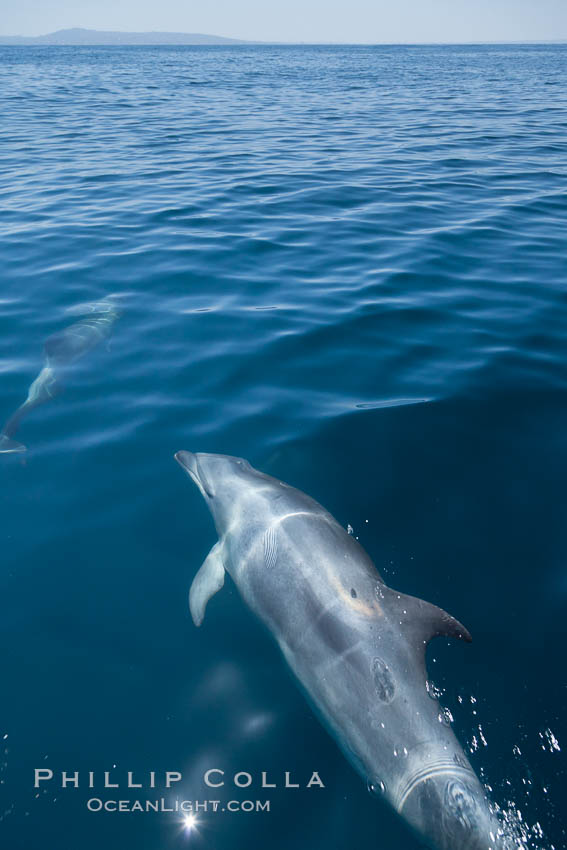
(0, 44, 566, 849)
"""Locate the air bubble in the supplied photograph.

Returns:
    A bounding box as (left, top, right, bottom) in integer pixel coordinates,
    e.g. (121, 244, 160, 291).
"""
(426, 680, 444, 700)
(367, 778, 386, 796)
(438, 707, 454, 726)
(539, 728, 561, 753)
(374, 584, 385, 600)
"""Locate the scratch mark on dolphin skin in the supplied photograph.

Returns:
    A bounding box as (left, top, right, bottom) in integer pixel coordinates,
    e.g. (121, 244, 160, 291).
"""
(371, 657, 396, 703)
(263, 527, 278, 569)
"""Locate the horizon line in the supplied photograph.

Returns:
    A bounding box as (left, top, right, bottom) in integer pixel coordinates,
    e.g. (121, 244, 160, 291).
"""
(0, 28, 566, 45)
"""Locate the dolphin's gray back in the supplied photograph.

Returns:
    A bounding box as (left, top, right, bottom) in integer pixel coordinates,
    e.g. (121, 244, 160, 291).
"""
(178, 453, 518, 850)
(0, 308, 120, 450)
(44, 313, 117, 367)
(226, 490, 472, 810)
(238, 509, 382, 633)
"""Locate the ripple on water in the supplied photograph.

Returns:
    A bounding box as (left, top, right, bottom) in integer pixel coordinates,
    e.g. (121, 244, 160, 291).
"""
(0, 42, 565, 850)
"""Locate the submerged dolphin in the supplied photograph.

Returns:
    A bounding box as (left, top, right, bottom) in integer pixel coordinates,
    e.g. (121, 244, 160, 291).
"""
(176, 451, 517, 850)
(0, 302, 120, 453)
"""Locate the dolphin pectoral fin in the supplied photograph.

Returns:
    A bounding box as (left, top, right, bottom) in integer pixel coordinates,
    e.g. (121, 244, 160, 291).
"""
(189, 542, 226, 627)
(0, 434, 27, 454)
(383, 586, 472, 653)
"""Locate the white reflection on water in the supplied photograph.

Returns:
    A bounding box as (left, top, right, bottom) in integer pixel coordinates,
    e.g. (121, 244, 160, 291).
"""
(355, 398, 431, 410)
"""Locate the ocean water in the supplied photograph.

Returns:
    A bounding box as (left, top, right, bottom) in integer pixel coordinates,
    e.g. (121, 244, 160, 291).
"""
(0, 43, 566, 849)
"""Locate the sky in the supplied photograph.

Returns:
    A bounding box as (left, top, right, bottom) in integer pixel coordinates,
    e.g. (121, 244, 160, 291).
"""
(2, 0, 567, 43)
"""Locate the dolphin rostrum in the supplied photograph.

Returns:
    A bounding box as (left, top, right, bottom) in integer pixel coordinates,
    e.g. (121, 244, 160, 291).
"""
(0, 302, 120, 454)
(175, 451, 518, 850)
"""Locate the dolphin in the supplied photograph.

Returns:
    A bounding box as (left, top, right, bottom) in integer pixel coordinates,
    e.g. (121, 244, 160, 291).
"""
(0, 302, 120, 453)
(175, 451, 518, 850)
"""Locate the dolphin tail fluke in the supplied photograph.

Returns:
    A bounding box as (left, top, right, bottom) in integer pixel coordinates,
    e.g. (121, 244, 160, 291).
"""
(0, 434, 27, 454)
(0, 366, 57, 448)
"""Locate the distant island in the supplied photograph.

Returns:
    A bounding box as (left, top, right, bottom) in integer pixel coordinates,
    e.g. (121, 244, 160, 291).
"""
(1, 29, 565, 47)
(0, 28, 254, 46)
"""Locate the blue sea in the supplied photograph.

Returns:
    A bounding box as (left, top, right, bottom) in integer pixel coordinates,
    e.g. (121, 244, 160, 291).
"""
(0, 44, 565, 849)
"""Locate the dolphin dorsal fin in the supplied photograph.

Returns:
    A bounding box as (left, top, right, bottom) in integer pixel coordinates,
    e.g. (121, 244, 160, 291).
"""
(381, 585, 472, 651)
(189, 542, 226, 627)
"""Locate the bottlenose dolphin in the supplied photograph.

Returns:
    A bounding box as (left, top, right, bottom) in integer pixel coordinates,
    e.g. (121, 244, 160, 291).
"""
(175, 451, 518, 850)
(0, 302, 120, 453)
